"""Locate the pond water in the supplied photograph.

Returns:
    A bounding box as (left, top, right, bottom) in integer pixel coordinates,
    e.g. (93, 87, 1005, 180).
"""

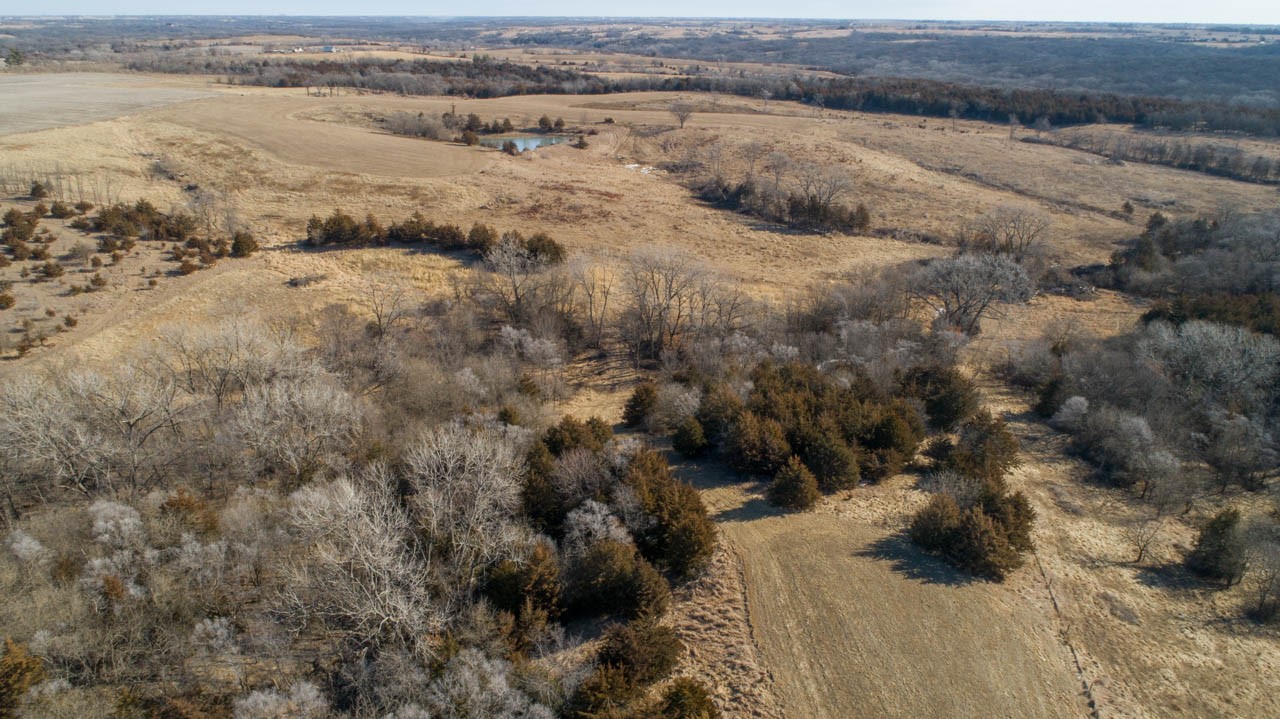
(479, 135, 568, 152)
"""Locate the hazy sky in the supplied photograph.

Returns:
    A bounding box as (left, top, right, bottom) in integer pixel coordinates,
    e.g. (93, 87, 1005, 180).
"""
(11, 1, 1280, 25)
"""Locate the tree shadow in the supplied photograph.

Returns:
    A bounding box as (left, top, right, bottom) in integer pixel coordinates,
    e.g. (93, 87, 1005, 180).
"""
(1134, 561, 1211, 594)
(712, 494, 780, 523)
(856, 532, 979, 587)
(288, 238, 481, 265)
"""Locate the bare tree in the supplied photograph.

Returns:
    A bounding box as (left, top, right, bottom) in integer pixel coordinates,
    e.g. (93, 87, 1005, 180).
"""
(668, 100, 695, 129)
(0, 366, 185, 496)
(794, 162, 853, 208)
(423, 648, 553, 718)
(1138, 320, 1280, 415)
(484, 235, 551, 323)
(909, 253, 1035, 334)
(569, 258, 614, 349)
(61, 366, 184, 491)
(232, 376, 360, 483)
(284, 470, 444, 658)
(959, 206, 1052, 261)
(1121, 476, 1185, 563)
(742, 141, 770, 180)
(0, 374, 113, 498)
(1245, 517, 1280, 620)
(363, 280, 412, 340)
(1200, 413, 1277, 491)
(1123, 504, 1167, 564)
(764, 151, 793, 194)
(403, 424, 524, 590)
(618, 249, 703, 363)
(156, 316, 315, 410)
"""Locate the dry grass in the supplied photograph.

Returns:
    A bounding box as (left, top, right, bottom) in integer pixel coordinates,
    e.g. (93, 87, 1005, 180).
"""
(0, 72, 214, 136)
(6, 72, 1280, 719)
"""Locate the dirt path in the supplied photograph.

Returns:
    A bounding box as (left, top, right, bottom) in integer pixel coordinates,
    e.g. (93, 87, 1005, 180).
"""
(681, 460, 1088, 719)
(562, 377, 1086, 718)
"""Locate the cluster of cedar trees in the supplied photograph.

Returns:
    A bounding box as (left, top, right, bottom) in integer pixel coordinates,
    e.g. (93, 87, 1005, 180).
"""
(70, 200, 259, 274)
(2, 197, 258, 314)
(1093, 212, 1279, 338)
(625, 359, 1035, 580)
(908, 411, 1034, 581)
(486, 415, 719, 717)
(304, 208, 566, 262)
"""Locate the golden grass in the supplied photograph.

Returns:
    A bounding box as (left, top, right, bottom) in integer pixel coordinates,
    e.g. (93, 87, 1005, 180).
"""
(6, 73, 1280, 719)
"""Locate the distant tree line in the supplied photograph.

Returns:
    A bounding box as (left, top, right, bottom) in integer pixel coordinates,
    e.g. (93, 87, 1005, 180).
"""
(1025, 131, 1280, 184)
(128, 54, 1280, 137)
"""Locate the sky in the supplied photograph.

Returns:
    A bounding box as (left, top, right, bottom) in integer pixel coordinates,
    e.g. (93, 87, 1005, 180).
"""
(7, 1, 1280, 25)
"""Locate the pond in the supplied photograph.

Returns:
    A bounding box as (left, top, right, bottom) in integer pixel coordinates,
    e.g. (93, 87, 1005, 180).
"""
(479, 135, 568, 152)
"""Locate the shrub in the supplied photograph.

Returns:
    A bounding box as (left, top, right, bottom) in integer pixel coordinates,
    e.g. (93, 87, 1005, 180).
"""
(566, 664, 639, 719)
(523, 232, 566, 265)
(941, 410, 1020, 484)
(1186, 508, 1248, 586)
(522, 441, 563, 533)
(28, 182, 48, 199)
(623, 382, 659, 427)
(909, 488, 1031, 581)
(624, 450, 716, 577)
(230, 230, 259, 258)
(597, 619, 683, 685)
(0, 293, 13, 311)
(467, 223, 499, 254)
(566, 540, 670, 619)
(952, 507, 1023, 580)
(484, 540, 562, 618)
(794, 422, 861, 491)
(37, 261, 64, 280)
(769, 456, 821, 510)
(671, 416, 709, 457)
(981, 489, 1036, 553)
(543, 415, 612, 457)
(658, 678, 721, 719)
(48, 201, 75, 219)
(725, 412, 791, 476)
(178, 259, 199, 275)
(695, 383, 743, 443)
(0, 638, 46, 719)
(898, 365, 979, 431)
(461, 130, 480, 145)
(910, 493, 964, 553)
